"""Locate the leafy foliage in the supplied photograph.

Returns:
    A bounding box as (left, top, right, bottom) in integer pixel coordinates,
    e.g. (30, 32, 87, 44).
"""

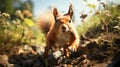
(0, 0, 14, 14)
(77, 3, 120, 38)
(0, 11, 45, 46)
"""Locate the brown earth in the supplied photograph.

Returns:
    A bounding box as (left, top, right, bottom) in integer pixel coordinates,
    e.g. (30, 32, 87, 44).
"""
(0, 33, 120, 67)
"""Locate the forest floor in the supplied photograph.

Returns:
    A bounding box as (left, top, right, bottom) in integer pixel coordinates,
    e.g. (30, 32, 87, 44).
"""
(0, 33, 120, 67)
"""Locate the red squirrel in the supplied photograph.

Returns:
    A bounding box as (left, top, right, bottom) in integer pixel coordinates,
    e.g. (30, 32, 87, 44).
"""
(39, 4, 80, 57)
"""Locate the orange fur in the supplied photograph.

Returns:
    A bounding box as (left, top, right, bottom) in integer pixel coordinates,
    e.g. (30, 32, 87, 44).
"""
(41, 4, 80, 58)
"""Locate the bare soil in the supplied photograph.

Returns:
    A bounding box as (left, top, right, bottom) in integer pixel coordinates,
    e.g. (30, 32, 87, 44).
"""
(0, 33, 120, 67)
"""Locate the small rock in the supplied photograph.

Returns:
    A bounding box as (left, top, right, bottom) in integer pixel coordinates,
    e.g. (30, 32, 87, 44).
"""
(78, 59, 90, 67)
(23, 59, 33, 67)
(0, 55, 8, 67)
(53, 50, 62, 59)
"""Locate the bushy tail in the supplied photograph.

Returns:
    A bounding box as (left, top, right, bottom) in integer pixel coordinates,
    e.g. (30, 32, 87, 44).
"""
(37, 10, 54, 34)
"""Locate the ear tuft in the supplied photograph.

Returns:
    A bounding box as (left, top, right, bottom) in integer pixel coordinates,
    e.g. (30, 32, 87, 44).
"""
(53, 7, 58, 18)
(68, 3, 73, 19)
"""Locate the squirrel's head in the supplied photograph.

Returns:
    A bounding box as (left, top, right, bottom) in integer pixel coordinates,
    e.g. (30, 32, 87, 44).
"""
(53, 4, 73, 34)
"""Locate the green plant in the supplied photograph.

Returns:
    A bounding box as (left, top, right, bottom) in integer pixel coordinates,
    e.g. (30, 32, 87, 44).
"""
(0, 10, 45, 46)
(77, 3, 120, 37)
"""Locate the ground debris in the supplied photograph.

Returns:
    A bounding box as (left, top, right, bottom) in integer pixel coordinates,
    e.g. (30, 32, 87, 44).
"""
(0, 33, 120, 67)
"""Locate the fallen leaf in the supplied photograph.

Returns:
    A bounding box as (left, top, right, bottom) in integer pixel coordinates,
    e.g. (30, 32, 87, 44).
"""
(24, 18, 34, 27)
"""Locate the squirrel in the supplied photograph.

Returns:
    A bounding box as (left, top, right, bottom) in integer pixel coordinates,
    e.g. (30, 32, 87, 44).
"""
(38, 4, 80, 58)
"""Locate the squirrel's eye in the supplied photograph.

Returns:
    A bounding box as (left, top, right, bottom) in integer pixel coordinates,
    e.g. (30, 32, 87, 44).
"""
(69, 20, 71, 23)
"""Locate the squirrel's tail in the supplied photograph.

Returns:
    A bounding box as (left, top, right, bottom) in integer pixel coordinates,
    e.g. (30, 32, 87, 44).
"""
(37, 10, 54, 34)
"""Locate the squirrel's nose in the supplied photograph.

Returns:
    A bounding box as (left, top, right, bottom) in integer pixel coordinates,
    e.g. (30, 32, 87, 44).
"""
(62, 26, 66, 33)
(62, 26, 66, 30)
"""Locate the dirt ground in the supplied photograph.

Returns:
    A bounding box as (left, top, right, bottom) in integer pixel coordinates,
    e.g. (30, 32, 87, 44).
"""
(0, 33, 120, 67)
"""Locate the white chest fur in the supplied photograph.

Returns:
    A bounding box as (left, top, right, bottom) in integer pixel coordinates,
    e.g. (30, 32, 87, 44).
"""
(55, 33, 71, 47)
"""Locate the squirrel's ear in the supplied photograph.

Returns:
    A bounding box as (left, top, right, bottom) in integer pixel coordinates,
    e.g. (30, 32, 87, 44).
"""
(67, 3, 73, 19)
(53, 7, 58, 18)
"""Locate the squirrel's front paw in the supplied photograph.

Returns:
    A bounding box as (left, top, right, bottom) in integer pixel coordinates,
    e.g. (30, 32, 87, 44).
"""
(69, 45, 77, 52)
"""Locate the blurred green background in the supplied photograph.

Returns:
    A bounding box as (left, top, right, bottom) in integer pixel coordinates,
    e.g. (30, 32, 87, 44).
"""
(0, 0, 119, 48)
